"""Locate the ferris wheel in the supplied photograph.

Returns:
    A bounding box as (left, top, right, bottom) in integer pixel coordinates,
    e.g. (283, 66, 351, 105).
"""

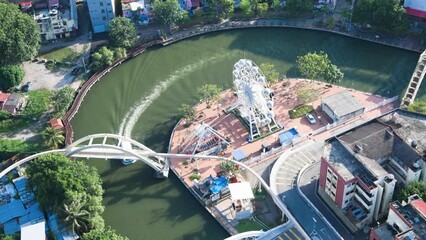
(232, 59, 279, 141)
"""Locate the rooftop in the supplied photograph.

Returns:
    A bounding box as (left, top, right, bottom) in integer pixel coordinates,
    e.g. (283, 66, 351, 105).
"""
(379, 110, 426, 157)
(391, 199, 426, 240)
(324, 139, 379, 186)
(337, 120, 421, 171)
(321, 91, 364, 118)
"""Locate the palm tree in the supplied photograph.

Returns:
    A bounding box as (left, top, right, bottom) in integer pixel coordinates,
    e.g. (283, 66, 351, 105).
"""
(41, 126, 65, 149)
(60, 200, 90, 234)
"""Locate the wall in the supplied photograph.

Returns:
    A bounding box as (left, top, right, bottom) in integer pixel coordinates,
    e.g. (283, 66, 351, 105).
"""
(87, 0, 115, 33)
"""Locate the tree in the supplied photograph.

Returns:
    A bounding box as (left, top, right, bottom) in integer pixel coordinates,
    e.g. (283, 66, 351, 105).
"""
(219, 160, 243, 178)
(151, 0, 185, 30)
(196, 84, 222, 108)
(285, 0, 312, 16)
(113, 47, 127, 60)
(91, 47, 115, 72)
(40, 127, 65, 149)
(26, 153, 105, 231)
(407, 101, 426, 114)
(396, 181, 426, 202)
(82, 226, 129, 240)
(108, 17, 137, 49)
(208, 0, 234, 19)
(60, 200, 90, 234)
(238, 0, 265, 16)
(296, 51, 343, 83)
(0, 65, 25, 91)
(23, 89, 52, 119)
(52, 87, 75, 117)
(0, 2, 40, 66)
(0, 109, 10, 120)
(178, 104, 196, 122)
(296, 86, 319, 104)
(260, 63, 280, 84)
(353, 0, 408, 33)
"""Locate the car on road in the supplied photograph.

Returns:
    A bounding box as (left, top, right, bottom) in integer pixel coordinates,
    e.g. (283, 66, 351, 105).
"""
(21, 82, 31, 92)
(306, 113, 316, 124)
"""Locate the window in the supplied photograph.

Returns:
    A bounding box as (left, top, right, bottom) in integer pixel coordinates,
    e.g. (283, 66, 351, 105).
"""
(100, 2, 103, 6)
(101, 9, 105, 13)
(345, 200, 349, 203)
(103, 16, 107, 21)
(107, 2, 111, 5)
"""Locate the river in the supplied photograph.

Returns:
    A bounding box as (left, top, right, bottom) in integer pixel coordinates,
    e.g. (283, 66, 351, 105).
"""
(70, 28, 420, 239)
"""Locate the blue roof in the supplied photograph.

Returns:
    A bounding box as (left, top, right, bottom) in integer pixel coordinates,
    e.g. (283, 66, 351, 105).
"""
(279, 128, 299, 146)
(0, 199, 27, 224)
(232, 149, 247, 161)
(47, 213, 79, 240)
(13, 176, 35, 206)
(3, 202, 44, 234)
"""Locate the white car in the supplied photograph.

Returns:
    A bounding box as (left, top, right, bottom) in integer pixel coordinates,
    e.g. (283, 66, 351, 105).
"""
(306, 113, 316, 124)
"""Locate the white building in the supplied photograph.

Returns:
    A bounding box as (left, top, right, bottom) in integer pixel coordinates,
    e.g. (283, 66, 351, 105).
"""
(87, 0, 116, 33)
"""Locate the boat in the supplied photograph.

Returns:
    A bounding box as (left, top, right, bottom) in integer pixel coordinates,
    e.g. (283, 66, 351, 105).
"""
(120, 140, 136, 165)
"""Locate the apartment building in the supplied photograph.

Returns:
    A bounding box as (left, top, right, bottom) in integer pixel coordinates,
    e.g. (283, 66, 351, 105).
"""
(87, 0, 116, 33)
(318, 110, 426, 232)
(14, 0, 78, 41)
(370, 194, 426, 240)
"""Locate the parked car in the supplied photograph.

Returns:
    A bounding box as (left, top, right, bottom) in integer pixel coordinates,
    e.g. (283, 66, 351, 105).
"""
(21, 82, 31, 92)
(306, 113, 316, 124)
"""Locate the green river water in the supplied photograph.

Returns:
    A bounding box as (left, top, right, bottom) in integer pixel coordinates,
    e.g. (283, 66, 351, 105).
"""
(70, 28, 421, 239)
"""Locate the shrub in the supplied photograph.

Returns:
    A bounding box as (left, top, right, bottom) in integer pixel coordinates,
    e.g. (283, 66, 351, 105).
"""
(189, 173, 201, 181)
(288, 104, 314, 119)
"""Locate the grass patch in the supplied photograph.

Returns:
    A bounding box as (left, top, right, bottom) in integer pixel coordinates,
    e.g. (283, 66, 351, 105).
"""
(288, 104, 314, 119)
(24, 90, 53, 119)
(0, 118, 32, 133)
(41, 47, 80, 63)
(235, 219, 263, 232)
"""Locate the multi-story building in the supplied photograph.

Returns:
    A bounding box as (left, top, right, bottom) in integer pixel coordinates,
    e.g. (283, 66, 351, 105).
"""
(318, 110, 426, 232)
(87, 0, 115, 33)
(13, 0, 78, 41)
(370, 194, 426, 240)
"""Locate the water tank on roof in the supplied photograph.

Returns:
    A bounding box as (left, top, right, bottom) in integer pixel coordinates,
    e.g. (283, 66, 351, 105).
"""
(385, 174, 395, 181)
(413, 163, 420, 169)
(412, 140, 418, 149)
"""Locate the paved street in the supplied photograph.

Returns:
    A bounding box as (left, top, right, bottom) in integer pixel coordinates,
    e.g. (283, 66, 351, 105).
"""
(270, 142, 342, 240)
(299, 163, 368, 240)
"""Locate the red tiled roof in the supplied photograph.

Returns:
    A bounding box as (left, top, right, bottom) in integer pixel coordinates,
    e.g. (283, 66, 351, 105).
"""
(406, 8, 426, 19)
(411, 200, 426, 218)
(48, 118, 64, 130)
(0, 93, 10, 103)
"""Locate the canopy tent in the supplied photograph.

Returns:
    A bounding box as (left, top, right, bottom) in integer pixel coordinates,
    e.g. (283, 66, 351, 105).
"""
(279, 128, 299, 146)
(228, 182, 254, 201)
(209, 176, 228, 194)
(232, 149, 247, 161)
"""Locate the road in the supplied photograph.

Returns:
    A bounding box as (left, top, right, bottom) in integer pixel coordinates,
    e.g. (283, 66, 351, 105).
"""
(270, 141, 342, 240)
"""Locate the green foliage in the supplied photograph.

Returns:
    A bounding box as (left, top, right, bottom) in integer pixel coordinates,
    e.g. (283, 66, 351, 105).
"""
(0, 109, 10, 120)
(52, 87, 75, 117)
(40, 126, 64, 149)
(0, 118, 31, 133)
(82, 226, 129, 240)
(288, 104, 314, 119)
(113, 47, 127, 60)
(239, 0, 253, 15)
(109, 17, 137, 49)
(24, 90, 52, 119)
(0, 65, 25, 91)
(407, 101, 426, 114)
(238, 0, 266, 16)
(285, 0, 312, 16)
(260, 63, 280, 84)
(296, 86, 319, 104)
(189, 173, 201, 181)
(353, 0, 409, 33)
(152, 0, 185, 29)
(178, 104, 196, 121)
(235, 219, 262, 232)
(296, 51, 343, 83)
(0, 2, 40, 65)
(91, 47, 115, 72)
(208, 0, 234, 19)
(396, 181, 426, 202)
(26, 153, 105, 232)
(60, 199, 91, 233)
(0, 234, 19, 240)
(271, 0, 282, 11)
(196, 84, 222, 108)
(0, 139, 38, 159)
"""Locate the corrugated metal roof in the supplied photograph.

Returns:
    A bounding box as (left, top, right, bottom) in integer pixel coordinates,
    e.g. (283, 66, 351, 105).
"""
(322, 91, 364, 118)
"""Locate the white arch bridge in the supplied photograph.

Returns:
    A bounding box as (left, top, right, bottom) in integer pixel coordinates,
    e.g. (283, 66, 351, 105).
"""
(0, 133, 309, 239)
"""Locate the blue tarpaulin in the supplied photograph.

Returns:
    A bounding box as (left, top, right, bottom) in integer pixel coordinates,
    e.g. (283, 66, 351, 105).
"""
(232, 149, 247, 161)
(209, 176, 228, 194)
(279, 128, 299, 146)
